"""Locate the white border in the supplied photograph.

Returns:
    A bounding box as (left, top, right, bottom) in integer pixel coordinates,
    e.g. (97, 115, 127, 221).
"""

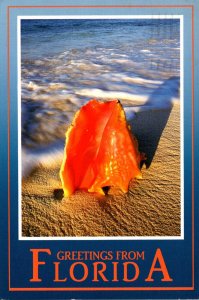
(18, 15, 184, 240)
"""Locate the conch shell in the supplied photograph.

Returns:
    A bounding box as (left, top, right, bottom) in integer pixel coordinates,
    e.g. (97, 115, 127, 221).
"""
(60, 99, 143, 196)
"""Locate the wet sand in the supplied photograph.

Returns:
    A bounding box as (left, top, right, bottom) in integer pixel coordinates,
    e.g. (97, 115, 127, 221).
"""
(22, 102, 181, 237)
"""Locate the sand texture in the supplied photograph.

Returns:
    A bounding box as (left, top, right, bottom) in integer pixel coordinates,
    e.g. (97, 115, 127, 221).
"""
(22, 102, 181, 237)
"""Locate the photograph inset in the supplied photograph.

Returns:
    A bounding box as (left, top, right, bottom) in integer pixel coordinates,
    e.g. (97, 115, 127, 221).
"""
(20, 18, 181, 238)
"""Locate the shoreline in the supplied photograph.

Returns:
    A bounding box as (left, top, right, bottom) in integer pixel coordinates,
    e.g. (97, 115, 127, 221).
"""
(22, 102, 181, 237)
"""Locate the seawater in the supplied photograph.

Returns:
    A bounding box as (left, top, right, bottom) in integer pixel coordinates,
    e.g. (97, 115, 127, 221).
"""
(21, 19, 180, 175)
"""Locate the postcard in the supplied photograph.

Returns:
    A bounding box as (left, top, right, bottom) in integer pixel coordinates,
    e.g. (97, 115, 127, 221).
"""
(0, 0, 198, 299)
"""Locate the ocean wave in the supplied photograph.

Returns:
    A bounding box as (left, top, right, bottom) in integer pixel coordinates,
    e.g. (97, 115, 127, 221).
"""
(21, 18, 180, 173)
(75, 88, 149, 103)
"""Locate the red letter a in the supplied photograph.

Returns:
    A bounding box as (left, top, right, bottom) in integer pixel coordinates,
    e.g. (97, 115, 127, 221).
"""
(145, 248, 173, 282)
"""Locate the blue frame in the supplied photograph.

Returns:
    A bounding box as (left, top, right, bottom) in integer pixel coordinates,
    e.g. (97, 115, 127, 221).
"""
(0, 0, 198, 299)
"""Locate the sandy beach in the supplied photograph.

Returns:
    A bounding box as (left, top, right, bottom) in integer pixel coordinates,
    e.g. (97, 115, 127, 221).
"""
(22, 102, 181, 237)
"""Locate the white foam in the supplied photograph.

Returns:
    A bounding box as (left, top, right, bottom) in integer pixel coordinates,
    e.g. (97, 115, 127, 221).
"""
(112, 58, 130, 64)
(76, 88, 148, 103)
(27, 81, 39, 91)
(123, 76, 163, 86)
(49, 82, 67, 90)
(140, 49, 151, 53)
(113, 54, 128, 57)
(124, 76, 180, 120)
(22, 143, 64, 178)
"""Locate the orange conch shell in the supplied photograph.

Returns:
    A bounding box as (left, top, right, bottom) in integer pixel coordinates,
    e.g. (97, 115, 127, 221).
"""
(60, 99, 143, 196)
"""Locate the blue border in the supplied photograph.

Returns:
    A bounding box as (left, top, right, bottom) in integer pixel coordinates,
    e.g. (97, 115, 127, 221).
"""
(0, 0, 199, 299)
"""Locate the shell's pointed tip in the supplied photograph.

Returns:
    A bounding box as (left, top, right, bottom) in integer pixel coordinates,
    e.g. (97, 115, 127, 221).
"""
(88, 187, 105, 195)
(136, 173, 143, 179)
(121, 187, 128, 193)
(63, 188, 73, 198)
